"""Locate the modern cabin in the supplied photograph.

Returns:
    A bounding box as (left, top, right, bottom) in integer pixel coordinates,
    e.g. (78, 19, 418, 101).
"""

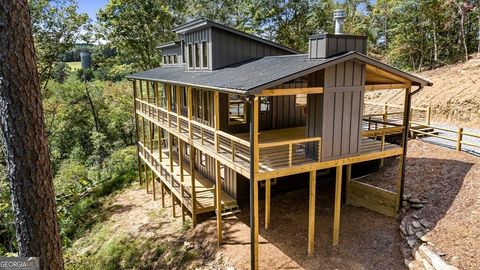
(127, 15, 432, 269)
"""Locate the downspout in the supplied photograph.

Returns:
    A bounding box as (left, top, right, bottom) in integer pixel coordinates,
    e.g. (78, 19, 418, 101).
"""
(248, 95, 256, 270)
(399, 85, 424, 210)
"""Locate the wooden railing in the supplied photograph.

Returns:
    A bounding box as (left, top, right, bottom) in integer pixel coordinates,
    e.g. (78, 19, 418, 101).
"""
(411, 124, 480, 152)
(259, 137, 322, 166)
(364, 101, 432, 125)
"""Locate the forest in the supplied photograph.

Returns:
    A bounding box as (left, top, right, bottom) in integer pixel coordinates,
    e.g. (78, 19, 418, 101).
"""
(1, 0, 480, 267)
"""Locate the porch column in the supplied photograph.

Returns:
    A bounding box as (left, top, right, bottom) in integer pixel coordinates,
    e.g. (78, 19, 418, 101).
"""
(308, 170, 316, 255)
(249, 96, 260, 270)
(333, 165, 342, 245)
(215, 160, 222, 245)
(398, 86, 412, 212)
(265, 178, 271, 229)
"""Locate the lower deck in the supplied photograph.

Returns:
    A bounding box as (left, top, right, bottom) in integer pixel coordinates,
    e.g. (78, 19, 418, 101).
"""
(138, 142, 237, 215)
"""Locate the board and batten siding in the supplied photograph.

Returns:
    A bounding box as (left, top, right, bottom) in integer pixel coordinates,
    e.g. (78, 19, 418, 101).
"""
(210, 27, 290, 70)
(321, 60, 365, 160)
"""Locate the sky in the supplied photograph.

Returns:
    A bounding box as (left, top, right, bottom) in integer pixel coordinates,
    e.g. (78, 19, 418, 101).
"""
(77, 0, 109, 21)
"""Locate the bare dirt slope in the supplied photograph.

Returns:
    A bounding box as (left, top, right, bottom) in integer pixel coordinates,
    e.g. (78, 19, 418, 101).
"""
(365, 53, 480, 127)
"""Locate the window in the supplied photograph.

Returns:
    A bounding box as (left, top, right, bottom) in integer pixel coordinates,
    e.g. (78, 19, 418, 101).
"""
(182, 87, 187, 107)
(169, 55, 173, 64)
(195, 43, 200, 68)
(188, 44, 193, 67)
(202, 42, 208, 68)
(296, 94, 307, 107)
(228, 94, 247, 125)
(173, 54, 177, 64)
(185, 144, 190, 156)
(163, 55, 167, 64)
(260, 97, 270, 112)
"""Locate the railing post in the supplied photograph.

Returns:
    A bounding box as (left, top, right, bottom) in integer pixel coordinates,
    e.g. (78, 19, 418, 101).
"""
(383, 102, 388, 128)
(288, 144, 293, 166)
(456, 127, 463, 151)
(426, 106, 432, 125)
(231, 141, 236, 161)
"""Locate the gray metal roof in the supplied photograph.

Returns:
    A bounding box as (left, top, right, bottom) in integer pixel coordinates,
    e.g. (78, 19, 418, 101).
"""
(127, 52, 432, 94)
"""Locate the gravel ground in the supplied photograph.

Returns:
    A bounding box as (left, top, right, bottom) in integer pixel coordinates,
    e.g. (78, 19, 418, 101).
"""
(417, 121, 480, 157)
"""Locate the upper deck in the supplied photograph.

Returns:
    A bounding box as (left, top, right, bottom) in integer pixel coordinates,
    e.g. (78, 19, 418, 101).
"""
(135, 94, 404, 180)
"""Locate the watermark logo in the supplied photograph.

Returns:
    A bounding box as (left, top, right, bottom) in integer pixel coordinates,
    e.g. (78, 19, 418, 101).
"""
(0, 257, 39, 270)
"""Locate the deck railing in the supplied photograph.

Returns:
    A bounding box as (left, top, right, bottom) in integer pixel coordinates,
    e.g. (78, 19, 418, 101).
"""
(364, 101, 431, 125)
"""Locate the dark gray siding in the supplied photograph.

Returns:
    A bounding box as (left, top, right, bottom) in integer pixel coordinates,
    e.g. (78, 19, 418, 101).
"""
(305, 70, 325, 160)
(309, 34, 367, 59)
(211, 27, 291, 70)
(184, 28, 211, 70)
(321, 60, 365, 160)
(162, 44, 183, 65)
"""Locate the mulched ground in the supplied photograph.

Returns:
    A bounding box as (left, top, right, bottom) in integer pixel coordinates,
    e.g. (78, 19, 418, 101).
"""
(189, 140, 479, 269)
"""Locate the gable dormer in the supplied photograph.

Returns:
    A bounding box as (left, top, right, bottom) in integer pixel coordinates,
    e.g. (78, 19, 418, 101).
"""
(171, 19, 299, 71)
(158, 41, 183, 66)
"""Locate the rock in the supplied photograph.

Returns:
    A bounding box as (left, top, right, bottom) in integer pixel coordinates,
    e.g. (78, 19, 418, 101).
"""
(411, 203, 425, 209)
(419, 244, 459, 270)
(420, 235, 431, 243)
(183, 241, 193, 250)
(400, 224, 408, 236)
(226, 267, 236, 270)
(420, 219, 434, 228)
(409, 198, 427, 204)
(407, 224, 416, 236)
(415, 231, 424, 239)
(407, 236, 418, 248)
(412, 221, 422, 229)
(402, 201, 409, 207)
(412, 214, 419, 219)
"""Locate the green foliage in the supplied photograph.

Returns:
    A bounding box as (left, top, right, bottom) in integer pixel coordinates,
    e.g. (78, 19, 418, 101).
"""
(76, 68, 95, 82)
(97, 0, 185, 70)
(29, 0, 88, 87)
(0, 144, 16, 254)
(51, 62, 72, 83)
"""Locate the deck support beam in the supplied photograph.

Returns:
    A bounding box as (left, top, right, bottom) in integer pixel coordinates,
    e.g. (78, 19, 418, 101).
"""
(179, 139, 185, 223)
(399, 86, 413, 213)
(190, 145, 197, 227)
(265, 178, 271, 229)
(249, 96, 260, 270)
(345, 164, 352, 204)
(215, 160, 222, 245)
(161, 181, 165, 208)
(308, 170, 316, 255)
(333, 165, 342, 245)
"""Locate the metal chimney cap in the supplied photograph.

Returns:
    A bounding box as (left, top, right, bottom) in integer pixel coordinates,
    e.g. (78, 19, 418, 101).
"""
(333, 9, 346, 19)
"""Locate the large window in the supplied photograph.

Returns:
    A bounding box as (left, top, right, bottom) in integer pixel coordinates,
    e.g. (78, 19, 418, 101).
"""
(202, 42, 208, 68)
(228, 94, 247, 125)
(195, 43, 200, 68)
(173, 54, 177, 64)
(188, 44, 193, 67)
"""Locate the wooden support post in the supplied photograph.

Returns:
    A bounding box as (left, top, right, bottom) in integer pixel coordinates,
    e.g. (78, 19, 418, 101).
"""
(168, 133, 174, 173)
(190, 145, 197, 227)
(166, 84, 171, 128)
(145, 163, 150, 193)
(133, 80, 143, 186)
(333, 165, 342, 246)
(308, 171, 316, 255)
(179, 139, 185, 223)
(146, 81, 151, 116)
(158, 128, 163, 162)
(187, 87, 193, 140)
(161, 182, 165, 208)
(265, 178, 271, 229)
(253, 178, 259, 270)
(215, 160, 222, 245)
(395, 155, 404, 212)
(426, 106, 432, 125)
(151, 168, 156, 200)
(214, 91, 220, 151)
(176, 86, 181, 132)
(171, 190, 176, 218)
(138, 159, 143, 186)
(345, 164, 352, 204)
(456, 128, 463, 151)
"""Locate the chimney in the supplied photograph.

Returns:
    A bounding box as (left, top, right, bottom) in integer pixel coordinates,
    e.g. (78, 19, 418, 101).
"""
(334, 9, 346, 34)
(308, 10, 367, 59)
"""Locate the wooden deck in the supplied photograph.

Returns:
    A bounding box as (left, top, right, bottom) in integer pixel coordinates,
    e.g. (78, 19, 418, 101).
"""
(138, 143, 237, 215)
(233, 126, 401, 172)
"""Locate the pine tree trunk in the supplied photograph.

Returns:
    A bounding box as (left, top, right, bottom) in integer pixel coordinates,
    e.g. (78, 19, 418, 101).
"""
(0, 1, 64, 269)
(459, 4, 469, 61)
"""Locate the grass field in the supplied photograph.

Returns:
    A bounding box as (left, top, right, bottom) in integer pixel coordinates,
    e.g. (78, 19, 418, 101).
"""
(67, 62, 82, 70)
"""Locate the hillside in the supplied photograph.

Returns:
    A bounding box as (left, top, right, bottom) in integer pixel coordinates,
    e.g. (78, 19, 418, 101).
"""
(365, 53, 480, 127)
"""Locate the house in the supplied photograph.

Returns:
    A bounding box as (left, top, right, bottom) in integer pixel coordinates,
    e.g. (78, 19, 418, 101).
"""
(127, 11, 432, 269)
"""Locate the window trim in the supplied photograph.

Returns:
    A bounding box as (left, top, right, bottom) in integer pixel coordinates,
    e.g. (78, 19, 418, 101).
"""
(202, 41, 208, 69)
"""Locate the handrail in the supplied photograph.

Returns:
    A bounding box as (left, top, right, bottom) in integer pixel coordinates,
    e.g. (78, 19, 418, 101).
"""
(217, 130, 251, 147)
(258, 137, 321, 148)
(362, 126, 405, 137)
